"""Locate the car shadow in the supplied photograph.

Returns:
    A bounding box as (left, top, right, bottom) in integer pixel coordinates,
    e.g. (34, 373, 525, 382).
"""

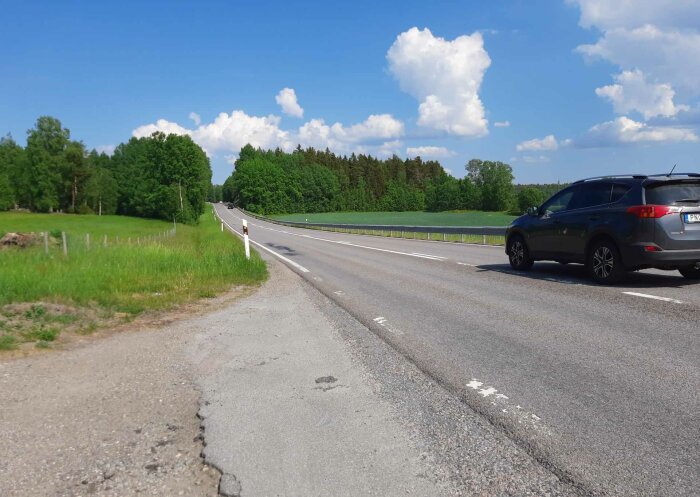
(265, 242, 299, 256)
(476, 262, 697, 290)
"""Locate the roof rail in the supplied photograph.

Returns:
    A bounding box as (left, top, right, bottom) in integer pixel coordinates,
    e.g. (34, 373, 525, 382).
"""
(572, 174, 648, 184)
(647, 172, 700, 178)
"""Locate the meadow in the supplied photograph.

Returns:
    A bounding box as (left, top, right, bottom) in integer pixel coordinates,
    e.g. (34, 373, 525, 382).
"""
(0, 211, 267, 350)
(270, 210, 516, 226)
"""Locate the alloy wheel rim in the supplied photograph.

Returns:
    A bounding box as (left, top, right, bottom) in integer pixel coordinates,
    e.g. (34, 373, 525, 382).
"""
(593, 246, 614, 278)
(510, 241, 524, 266)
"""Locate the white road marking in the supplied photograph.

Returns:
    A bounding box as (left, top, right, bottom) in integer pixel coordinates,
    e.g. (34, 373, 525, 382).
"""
(230, 213, 450, 263)
(372, 316, 404, 335)
(218, 214, 310, 273)
(333, 290, 344, 296)
(457, 262, 477, 267)
(622, 292, 683, 304)
(466, 378, 544, 427)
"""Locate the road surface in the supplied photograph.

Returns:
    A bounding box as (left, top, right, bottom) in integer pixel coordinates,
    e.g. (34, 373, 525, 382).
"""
(216, 205, 699, 496)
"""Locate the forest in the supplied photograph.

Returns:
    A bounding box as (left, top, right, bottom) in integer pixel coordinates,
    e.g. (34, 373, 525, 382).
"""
(223, 145, 560, 215)
(0, 116, 211, 224)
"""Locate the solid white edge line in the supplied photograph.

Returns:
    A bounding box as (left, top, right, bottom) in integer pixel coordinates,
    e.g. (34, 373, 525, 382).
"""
(218, 213, 310, 273)
(622, 291, 683, 304)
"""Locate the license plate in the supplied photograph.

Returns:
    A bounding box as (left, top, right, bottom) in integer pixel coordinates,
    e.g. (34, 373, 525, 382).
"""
(684, 213, 700, 223)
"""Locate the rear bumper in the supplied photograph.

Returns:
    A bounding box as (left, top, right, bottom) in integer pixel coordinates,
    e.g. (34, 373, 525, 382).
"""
(622, 244, 700, 269)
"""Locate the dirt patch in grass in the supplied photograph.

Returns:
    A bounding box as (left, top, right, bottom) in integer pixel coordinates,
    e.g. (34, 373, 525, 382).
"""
(0, 284, 257, 361)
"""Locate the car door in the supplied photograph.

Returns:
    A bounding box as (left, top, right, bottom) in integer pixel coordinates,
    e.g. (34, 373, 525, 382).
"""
(527, 187, 577, 257)
(556, 182, 614, 260)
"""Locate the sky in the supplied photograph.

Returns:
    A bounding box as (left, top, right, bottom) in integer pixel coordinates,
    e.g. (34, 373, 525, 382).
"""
(1, 0, 699, 184)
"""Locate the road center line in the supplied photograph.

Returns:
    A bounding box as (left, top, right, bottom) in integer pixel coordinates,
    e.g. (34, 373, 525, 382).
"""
(622, 292, 683, 304)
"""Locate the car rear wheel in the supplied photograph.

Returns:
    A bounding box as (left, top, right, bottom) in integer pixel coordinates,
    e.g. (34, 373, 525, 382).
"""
(507, 235, 534, 271)
(587, 240, 625, 284)
(678, 265, 700, 280)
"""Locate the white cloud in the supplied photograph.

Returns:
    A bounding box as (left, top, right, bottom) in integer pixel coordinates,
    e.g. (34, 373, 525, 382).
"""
(494, 120, 510, 128)
(188, 112, 201, 126)
(595, 70, 688, 119)
(95, 144, 115, 156)
(406, 146, 456, 158)
(516, 135, 559, 152)
(387, 27, 491, 137)
(568, 0, 700, 30)
(275, 88, 304, 118)
(133, 112, 293, 156)
(134, 108, 404, 159)
(575, 116, 698, 147)
(577, 25, 700, 96)
(512, 155, 551, 164)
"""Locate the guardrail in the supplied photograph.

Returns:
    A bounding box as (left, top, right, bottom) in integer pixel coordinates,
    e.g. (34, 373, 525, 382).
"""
(234, 207, 508, 246)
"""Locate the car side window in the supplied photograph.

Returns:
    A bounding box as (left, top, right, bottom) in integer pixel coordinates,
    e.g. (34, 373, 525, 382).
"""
(611, 184, 631, 203)
(540, 189, 575, 216)
(570, 182, 613, 210)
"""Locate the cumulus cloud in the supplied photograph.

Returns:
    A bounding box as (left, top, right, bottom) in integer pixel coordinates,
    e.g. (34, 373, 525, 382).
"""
(405, 146, 456, 158)
(387, 27, 491, 137)
(568, 0, 700, 30)
(275, 88, 304, 118)
(574, 116, 698, 147)
(595, 70, 688, 119)
(188, 112, 201, 126)
(511, 155, 551, 164)
(516, 135, 559, 152)
(133, 109, 404, 159)
(577, 25, 700, 96)
(494, 121, 510, 128)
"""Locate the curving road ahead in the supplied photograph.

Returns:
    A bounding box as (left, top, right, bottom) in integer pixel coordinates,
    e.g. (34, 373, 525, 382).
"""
(216, 205, 699, 497)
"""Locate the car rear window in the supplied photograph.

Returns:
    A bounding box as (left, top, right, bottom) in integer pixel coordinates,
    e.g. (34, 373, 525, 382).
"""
(645, 181, 700, 205)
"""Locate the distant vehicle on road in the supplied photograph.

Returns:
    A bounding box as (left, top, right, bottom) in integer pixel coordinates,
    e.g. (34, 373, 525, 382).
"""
(505, 173, 700, 283)
(226, 202, 235, 209)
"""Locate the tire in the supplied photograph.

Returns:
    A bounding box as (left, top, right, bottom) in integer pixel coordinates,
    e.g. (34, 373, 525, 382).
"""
(678, 265, 700, 280)
(587, 239, 625, 284)
(507, 235, 534, 271)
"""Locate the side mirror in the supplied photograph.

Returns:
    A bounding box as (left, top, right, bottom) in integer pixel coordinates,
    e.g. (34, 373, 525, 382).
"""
(527, 206, 539, 217)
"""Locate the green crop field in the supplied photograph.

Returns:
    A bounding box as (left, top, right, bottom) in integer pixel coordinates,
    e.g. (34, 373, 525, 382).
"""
(0, 212, 267, 351)
(270, 210, 516, 226)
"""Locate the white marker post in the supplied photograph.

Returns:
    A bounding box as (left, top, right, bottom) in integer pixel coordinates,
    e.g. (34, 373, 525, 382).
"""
(242, 219, 250, 260)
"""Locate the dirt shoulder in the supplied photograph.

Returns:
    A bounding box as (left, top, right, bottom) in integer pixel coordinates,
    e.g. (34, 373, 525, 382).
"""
(0, 289, 255, 497)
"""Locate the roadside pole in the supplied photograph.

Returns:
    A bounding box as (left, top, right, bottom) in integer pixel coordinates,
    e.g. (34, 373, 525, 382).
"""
(243, 219, 250, 260)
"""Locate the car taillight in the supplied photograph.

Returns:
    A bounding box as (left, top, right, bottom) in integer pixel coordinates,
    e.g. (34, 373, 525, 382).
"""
(626, 205, 680, 218)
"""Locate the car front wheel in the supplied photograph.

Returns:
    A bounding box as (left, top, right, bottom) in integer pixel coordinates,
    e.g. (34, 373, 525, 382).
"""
(678, 264, 700, 280)
(587, 240, 625, 284)
(507, 235, 534, 271)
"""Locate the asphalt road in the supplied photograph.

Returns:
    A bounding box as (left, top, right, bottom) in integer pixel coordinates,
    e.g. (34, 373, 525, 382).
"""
(216, 205, 699, 497)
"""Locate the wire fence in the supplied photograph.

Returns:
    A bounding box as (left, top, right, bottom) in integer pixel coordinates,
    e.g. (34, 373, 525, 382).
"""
(26, 228, 179, 257)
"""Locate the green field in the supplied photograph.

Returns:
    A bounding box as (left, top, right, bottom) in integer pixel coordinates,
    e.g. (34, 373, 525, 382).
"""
(0, 212, 267, 351)
(270, 210, 516, 226)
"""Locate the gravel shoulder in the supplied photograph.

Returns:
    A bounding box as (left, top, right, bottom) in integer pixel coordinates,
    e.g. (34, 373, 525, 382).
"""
(0, 292, 249, 496)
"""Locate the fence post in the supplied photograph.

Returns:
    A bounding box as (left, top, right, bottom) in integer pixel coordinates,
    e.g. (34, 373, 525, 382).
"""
(44, 232, 49, 255)
(242, 219, 250, 260)
(103, 235, 108, 247)
(61, 232, 68, 257)
(86, 233, 90, 251)
(443, 233, 446, 242)
(482, 234, 486, 245)
(221, 221, 224, 232)
(461, 233, 464, 243)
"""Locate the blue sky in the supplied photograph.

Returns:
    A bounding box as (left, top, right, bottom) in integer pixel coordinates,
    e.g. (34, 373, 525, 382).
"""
(2, 0, 698, 184)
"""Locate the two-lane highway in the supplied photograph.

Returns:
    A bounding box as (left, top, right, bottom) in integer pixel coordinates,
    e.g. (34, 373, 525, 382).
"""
(216, 205, 699, 496)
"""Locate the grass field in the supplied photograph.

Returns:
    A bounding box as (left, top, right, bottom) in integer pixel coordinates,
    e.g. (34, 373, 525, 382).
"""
(0, 212, 267, 351)
(270, 210, 516, 226)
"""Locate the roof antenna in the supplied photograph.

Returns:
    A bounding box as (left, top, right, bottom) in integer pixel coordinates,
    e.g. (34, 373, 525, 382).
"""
(668, 164, 677, 177)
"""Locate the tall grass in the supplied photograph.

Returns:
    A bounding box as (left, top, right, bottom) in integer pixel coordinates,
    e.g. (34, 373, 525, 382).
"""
(0, 212, 267, 314)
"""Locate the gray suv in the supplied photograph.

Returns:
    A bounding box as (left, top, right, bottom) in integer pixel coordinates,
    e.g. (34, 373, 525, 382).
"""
(505, 174, 700, 283)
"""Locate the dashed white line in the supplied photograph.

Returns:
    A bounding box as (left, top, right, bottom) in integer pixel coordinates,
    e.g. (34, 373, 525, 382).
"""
(622, 292, 683, 304)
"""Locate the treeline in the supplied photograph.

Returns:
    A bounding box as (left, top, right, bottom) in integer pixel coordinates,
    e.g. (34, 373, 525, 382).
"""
(223, 146, 557, 215)
(0, 116, 212, 223)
